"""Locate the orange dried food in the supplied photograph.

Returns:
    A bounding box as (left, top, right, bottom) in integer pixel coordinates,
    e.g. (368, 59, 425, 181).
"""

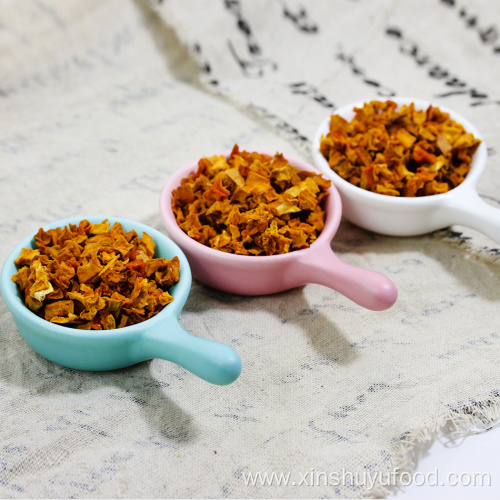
(319, 100, 481, 197)
(172, 145, 331, 256)
(11, 220, 180, 330)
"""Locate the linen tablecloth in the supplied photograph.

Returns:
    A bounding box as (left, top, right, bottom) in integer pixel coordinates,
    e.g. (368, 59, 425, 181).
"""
(0, 1, 499, 497)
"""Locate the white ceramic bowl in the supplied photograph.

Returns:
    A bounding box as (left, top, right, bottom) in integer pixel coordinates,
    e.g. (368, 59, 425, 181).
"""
(312, 97, 500, 243)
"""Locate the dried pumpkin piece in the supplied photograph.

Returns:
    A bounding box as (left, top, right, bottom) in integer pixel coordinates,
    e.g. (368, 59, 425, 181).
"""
(89, 221, 110, 235)
(44, 300, 77, 323)
(11, 266, 32, 294)
(28, 260, 54, 302)
(319, 100, 481, 197)
(48, 260, 76, 291)
(77, 256, 103, 284)
(14, 248, 41, 266)
(172, 145, 330, 256)
(68, 284, 106, 321)
(101, 313, 116, 330)
(11, 220, 180, 330)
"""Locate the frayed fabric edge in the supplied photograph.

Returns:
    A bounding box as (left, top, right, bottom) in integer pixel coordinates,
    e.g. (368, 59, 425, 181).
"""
(433, 228, 500, 265)
(363, 394, 500, 499)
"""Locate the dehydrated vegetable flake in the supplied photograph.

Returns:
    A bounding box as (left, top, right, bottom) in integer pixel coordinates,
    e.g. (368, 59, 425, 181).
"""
(11, 220, 180, 330)
(319, 100, 481, 197)
(172, 145, 331, 256)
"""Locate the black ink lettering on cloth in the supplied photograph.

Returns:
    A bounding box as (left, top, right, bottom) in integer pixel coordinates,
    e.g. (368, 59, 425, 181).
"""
(280, 2, 319, 33)
(191, 42, 219, 86)
(223, 0, 278, 78)
(440, 0, 500, 54)
(227, 40, 278, 78)
(386, 26, 500, 106)
(224, 0, 262, 56)
(336, 49, 396, 97)
(289, 82, 335, 108)
(248, 103, 310, 146)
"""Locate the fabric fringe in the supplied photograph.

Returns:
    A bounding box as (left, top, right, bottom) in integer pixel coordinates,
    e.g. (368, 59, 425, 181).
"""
(433, 228, 500, 266)
(364, 394, 500, 498)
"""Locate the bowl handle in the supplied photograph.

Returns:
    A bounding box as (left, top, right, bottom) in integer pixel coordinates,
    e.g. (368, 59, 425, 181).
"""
(296, 246, 398, 311)
(134, 321, 242, 385)
(441, 189, 500, 244)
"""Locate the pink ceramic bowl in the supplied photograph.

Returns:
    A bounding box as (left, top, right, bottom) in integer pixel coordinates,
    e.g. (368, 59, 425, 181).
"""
(159, 151, 397, 311)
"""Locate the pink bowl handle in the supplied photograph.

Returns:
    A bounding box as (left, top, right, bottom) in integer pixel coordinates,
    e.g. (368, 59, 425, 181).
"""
(296, 245, 398, 311)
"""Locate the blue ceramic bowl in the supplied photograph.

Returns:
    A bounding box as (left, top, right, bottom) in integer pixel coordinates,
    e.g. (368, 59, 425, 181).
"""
(0, 216, 241, 385)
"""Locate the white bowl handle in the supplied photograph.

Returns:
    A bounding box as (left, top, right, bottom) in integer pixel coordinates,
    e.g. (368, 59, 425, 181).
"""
(442, 189, 500, 244)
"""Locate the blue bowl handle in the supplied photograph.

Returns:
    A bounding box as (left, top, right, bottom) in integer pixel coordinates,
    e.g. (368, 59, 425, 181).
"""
(134, 320, 242, 385)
